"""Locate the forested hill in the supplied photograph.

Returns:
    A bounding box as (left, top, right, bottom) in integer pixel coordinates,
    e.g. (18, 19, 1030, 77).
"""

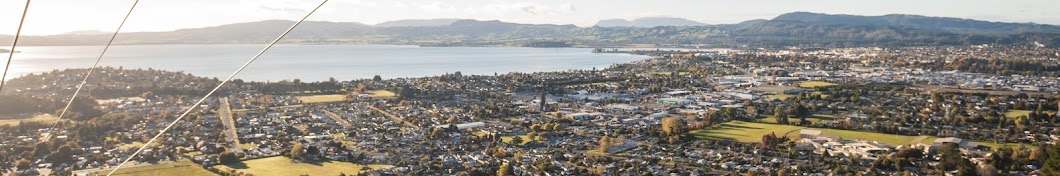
(3, 12, 1060, 48)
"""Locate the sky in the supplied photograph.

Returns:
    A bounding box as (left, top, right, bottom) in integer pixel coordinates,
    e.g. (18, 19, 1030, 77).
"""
(1, 0, 1060, 35)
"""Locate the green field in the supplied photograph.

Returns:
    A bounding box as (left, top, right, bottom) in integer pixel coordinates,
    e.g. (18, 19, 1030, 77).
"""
(239, 143, 257, 150)
(501, 135, 547, 145)
(1003, 110, 1033, 118)
(0, 114, 62, 126)
(766, 94, 796, 100)
(213, 156, 392, 176)
(811, 91, 830, 98)
(117, 142, 147, 150)
(1000, 110, 1051, 118)
(798, 81, 838, 88)
(91, 161, 215, 176)
(367, 90, 396, 98)
(691, 121, 934, 146)
(758, 115, 825, 124)
(295, 94, 347, 103)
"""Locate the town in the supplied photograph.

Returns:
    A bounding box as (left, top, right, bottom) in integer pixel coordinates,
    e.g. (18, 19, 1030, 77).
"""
(1, 45, 1059, 176)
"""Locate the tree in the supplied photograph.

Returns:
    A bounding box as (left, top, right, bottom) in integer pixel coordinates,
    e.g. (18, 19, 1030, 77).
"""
(599, 135, 612, 152)
(289, 143, 304, 159)
(497, 162, 514, 176)
(51, 145, 75, 163)
(219, 151, 240, 164)
(1044, 144, 1060, 174)
(15, 159, 30, 170)
(510, 136, 523, 145)
(661, 117, 687, 136)
(372, 75, 382, 82)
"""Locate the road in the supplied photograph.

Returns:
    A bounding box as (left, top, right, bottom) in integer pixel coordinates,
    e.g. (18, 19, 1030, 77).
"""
(367, 106, 420, 130)
(323, 110, 354, 129)
(218, 97, 243, 153)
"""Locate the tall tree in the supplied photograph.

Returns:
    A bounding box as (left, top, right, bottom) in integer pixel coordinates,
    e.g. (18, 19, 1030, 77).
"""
(289, 143, 304, 159)
(599, 135, 612, 152)
(497, 162, 514, 176)
(1043, 144, 1060, 174)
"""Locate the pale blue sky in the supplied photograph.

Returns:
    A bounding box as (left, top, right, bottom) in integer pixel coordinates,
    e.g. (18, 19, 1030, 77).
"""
(1, 0, 1059, 35)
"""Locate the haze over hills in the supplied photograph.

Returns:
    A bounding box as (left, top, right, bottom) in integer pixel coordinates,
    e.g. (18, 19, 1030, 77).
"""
(3, 12, 1060, 48)
(375, 19, 465, 27)
(594, 17, 707, 27)
(772, 12, 1060, 35)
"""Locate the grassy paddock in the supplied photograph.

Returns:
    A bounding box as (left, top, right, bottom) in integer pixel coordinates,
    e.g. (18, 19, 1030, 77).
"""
(1003, 110, 1032, 118)
(798, 81, 838, 88)
(90, 161, 215, 176)
(501, 135, 547, 145)
(759, 115, 825, 124)
(367, 90, 396, 98)
(691, 121, 934, 146)
(295, 94, 347, 103)
(766, 94, 796, 100)
(0, 114, 62, 126)
(212, 156, 392, 176)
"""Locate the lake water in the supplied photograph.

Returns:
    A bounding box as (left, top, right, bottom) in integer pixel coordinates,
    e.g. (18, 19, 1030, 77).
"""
(3, 45, 649, 82)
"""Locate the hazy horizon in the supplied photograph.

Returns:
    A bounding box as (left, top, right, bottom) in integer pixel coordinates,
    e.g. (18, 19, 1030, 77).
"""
(2, 0, 1060, 35)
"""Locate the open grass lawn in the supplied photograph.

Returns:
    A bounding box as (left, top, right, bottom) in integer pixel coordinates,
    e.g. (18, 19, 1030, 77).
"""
(766, 94, 796, 100)
(0, 114, 62, 126)
(331, 132, 347, 139)
(238, 143, 257, 150)
(92, 161, 215, 176)
(117, 142, 146, 150)
(501, 135, 547, 145)
(212, 156, 392, 176)
(691, 121, 934, 146)
(295, 94, 347, 103)
(811, 91, 830, 98)
(1004, 110, 1032, 118)
(367, 90, 396, 98)
(758, 115, 825, 124)
(183, 151, 204, 157)
(798, 81, 838, 88)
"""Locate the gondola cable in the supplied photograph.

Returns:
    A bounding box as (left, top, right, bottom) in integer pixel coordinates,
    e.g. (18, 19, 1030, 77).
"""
(45, 0, 141, 142)
(106, 0, 328, 175)
(0, 0, 32, 94)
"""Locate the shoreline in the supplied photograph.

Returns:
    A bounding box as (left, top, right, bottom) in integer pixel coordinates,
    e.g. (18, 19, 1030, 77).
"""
(4, 45, 656, 82)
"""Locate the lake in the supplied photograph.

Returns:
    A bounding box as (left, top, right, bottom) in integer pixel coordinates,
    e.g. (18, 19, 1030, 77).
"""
(3, 45, 649, 82)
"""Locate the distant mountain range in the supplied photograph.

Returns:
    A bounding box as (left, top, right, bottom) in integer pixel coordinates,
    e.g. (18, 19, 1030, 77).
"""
(3, 12, 1060, 48)
(594, 17, 707, 27)
(375, 19, 463, 27)
(772, 12, 1060, 35)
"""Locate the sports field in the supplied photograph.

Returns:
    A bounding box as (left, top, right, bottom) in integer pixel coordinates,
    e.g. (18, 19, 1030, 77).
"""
(367, 90, 396, 98)
(691, 121, 934, 146)
(0, 114, 62, 126)
(295, 94, 347, 103)
(798, 81, 838, 88)
(212, 156, 392, 176)
(89, 161, 215, 176)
